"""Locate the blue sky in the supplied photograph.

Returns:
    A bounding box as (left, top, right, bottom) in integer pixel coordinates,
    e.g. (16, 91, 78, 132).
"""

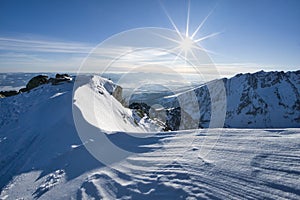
(0, 0, 299, 76)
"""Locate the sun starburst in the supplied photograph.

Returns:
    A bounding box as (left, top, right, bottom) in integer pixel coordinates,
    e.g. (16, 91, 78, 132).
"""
(180, 37, 193, 51)
(160, 0, 221, 63)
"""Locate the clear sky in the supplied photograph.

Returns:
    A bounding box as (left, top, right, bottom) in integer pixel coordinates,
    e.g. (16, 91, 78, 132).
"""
(0, 0, 299, 77)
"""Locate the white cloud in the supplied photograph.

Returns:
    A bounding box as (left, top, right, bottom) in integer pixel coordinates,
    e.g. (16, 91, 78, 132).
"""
(0, 36, 95, 72)
(0, 36, 265, 77)
(0, 37, 93, 54)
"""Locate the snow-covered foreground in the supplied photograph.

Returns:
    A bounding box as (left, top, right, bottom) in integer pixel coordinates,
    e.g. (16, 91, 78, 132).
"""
(1, 128, 300, 199)
(0, 75, 299, 199)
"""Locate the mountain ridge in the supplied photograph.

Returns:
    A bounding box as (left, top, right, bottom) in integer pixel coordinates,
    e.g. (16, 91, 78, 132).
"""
(143, 70, 300, 129)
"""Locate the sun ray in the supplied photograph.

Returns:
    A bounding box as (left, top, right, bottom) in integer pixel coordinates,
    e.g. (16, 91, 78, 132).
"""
(189, 47, 197, 60)
(194, 32, 222, 43)
(169, 45, 183, 53)
(191, 6, 216, 39)
(185, 41, 220, 56)
(158, 0, 221, 65)
(171, 48, 184, 64)
(190, 44, 203, 51)
(152, 32, 182, 45)
(160, 1, 184, 40)
(185, 0, 191, 37)
(194, 45, 219, 56)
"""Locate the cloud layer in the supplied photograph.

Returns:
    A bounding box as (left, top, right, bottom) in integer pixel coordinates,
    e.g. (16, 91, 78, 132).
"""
(0, 35, 271, 79)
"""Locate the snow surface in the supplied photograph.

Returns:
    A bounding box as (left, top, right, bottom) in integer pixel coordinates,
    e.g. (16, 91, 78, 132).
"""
(73, 75, 161, 133)
(0, 75, 299, 199)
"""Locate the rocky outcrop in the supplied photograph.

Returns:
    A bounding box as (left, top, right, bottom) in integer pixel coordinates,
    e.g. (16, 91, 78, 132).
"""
(128, 102, 200, 131)
(129, 102, 151, 117)
(0, 90, 19, 97)
(1, 74, 72, 97)
(223, 70, 300, 128)
(26, 75, 49, 91)
(49, 74, 72, 85)
(112, 85, 123, 103)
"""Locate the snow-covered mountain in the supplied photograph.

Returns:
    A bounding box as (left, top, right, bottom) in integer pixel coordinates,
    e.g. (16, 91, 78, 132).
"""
(0, 73, 299, 199)
(0, 75, 160, 197)
(154, 70, 300, 129)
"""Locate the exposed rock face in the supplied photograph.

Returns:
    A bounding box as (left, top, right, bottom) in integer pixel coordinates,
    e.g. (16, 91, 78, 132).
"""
(129, 103, 150, 115)
(93, 76, 124, 105)
(112, 85, 123, 103)
(223, 70, 300, 127)
(0, 90, 19, 97)
(49, 74, 72, 85)
(56, 73, 69, 79)
(164, 107, 181, 131)
(19, 88, 28, 93)
(129, 102, 151, 119)
(128, 102, 200, 131)
(26, 75, 48, 91)
(139, 70, 300, 130)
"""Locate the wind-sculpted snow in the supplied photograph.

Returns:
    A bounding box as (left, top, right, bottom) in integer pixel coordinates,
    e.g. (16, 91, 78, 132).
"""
(1, 126, 300, 199)
(0, 74, 300, 199)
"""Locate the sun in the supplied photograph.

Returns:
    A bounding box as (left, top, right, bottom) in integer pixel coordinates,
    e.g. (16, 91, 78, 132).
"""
(160, 0, 220, 61)
(180, 36, 194, 51)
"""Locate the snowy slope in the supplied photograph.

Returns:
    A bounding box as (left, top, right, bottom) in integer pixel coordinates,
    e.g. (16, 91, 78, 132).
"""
(0, 75, 157, 198)
(72, 75, 162, 133)
(73, 75, 145, 133)
(0, 74, 300, 199)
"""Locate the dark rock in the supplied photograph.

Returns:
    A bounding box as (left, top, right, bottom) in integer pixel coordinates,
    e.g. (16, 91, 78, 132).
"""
(129, 102, 151, 116)
(1, 74, 72, 98)
(164, 107, 181, 131)
(0, 90, 19, 97)
(56, 73, 70, 79)
(49, 74, 72, 85)
(26, 75, 49, 90)
(19, 88, 29, 93)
